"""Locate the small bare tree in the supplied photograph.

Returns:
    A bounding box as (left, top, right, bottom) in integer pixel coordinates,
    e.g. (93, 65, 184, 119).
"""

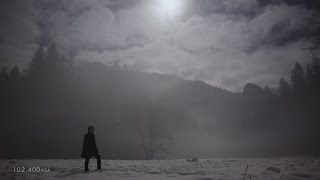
(135, 107, 173, 160)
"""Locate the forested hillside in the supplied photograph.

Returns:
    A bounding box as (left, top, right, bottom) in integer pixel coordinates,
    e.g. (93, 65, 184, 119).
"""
(1, 43, 320, 159)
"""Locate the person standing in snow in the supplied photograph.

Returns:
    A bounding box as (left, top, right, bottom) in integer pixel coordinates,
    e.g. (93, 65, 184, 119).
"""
(81, 126, 102, 171)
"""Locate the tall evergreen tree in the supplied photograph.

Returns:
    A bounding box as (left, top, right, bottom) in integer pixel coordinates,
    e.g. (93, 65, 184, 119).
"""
(279, 78, 290, 98)
(28, 45, 46, 78)
(291, 62, 306, 95)
(305, 64, 315, 94)
(310, 52, 320, 93)
(10, 66, 20, 81)
(306, 64, 313, 84)
(311, 51, 320, 75)
(47, 42, 59, 72)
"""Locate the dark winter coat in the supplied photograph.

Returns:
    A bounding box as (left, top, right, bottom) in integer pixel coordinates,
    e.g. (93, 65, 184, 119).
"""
(81, 133, 99, 158)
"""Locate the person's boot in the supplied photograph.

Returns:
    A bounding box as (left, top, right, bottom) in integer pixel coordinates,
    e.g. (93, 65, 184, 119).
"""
(85, 164, 89, 172)
(85, 157, 90, 172)
(96, 155, 102, 170)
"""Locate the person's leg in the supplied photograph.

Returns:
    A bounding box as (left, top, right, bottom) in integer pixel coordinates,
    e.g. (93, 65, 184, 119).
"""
(95, 154, 101, 169)
(85, 156, 90, 171)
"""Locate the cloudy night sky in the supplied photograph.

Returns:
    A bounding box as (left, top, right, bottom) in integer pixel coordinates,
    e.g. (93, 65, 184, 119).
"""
(1, 0, 320, 91)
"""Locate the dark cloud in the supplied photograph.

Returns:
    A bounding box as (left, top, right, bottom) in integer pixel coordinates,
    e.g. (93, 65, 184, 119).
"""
(0, 0, 319, 91)
(0, 0, 38, 67)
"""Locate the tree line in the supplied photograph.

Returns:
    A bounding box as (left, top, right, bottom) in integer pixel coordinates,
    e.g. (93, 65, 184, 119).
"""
(1, 43, 320, 159)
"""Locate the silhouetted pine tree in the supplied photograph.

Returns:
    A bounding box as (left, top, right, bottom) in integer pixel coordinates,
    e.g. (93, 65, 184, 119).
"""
(28, 45, 46, 78)
(309, 52, 320, 94)
(311, 52, 320, 74)
(291, 62, 306, 95)
(306, 64, 313, 84)
(47, 42, 59, 72)
(279, 78, 290, 98)
(10, 66, 20, 81)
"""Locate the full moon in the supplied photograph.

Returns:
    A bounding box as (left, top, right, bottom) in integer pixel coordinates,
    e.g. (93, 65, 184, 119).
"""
(155, 0, 183, 20)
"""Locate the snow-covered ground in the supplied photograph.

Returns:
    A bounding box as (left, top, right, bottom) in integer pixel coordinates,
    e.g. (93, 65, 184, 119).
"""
(1, 157, 320, 179)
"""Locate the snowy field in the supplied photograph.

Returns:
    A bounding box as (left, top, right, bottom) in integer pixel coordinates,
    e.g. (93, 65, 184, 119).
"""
(1, 157, 320, 180)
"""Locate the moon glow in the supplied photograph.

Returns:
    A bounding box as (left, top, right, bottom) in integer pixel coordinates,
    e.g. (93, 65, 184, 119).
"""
(155, 0, 183, 20)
